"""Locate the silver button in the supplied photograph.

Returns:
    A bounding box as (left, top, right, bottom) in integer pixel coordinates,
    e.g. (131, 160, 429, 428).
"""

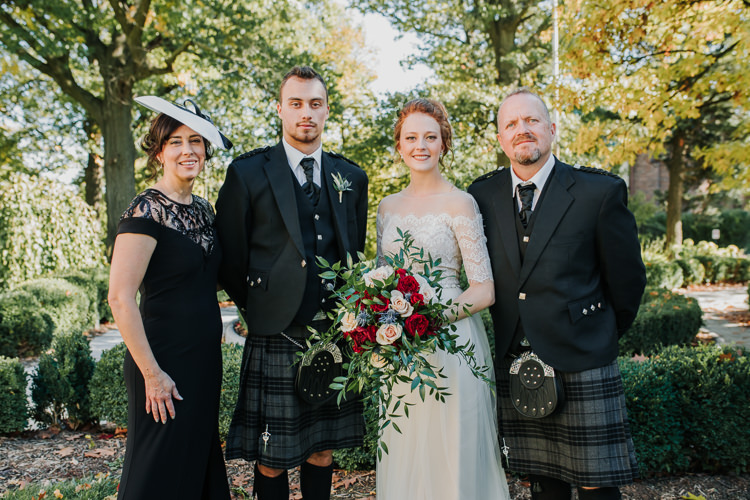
(519, 293, 526, 300)
(249, 282, 254, 287)
(246, 276, 250, 283)
(301, 260, 306, 268)
(582, 309, 588, 315)
(523, 236, 530, 243)
(321, 279, 326, 284)
(590, 304, 596, 311)
(314, 214, 320, 220)
(317, 235, 323, 240)
(597, 302, 602, 308)
(321, 298, 326, 303)
(257, 278, 262, 284)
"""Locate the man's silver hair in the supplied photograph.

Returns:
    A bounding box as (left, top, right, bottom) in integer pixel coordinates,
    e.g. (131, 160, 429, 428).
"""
(498, 87, 552, 124)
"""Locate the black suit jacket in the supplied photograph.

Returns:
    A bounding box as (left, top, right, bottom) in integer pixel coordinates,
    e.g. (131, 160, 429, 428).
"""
(468, 159, 646, 372)
(215, 142, 368, 335)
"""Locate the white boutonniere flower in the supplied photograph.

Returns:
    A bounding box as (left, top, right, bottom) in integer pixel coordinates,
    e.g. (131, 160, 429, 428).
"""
(331, 172, 353, 203)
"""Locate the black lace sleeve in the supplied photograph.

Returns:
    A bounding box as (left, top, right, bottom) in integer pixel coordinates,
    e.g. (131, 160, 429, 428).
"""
(117, 191, 163, 240)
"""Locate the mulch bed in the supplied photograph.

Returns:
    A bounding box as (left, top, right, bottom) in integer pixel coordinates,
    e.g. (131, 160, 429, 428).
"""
(1, 429, 749, 499)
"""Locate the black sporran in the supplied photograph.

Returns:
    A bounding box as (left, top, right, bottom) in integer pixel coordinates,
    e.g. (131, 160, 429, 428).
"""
(509, 351, 564, 418)
(294, 342, 343, 406)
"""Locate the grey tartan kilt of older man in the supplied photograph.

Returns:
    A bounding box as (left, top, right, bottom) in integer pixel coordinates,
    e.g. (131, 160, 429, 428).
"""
(225, 332, 364, 470)
(497, 357, 639, 487)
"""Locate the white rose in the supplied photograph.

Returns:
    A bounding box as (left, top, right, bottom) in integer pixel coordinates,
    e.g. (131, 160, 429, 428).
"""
(364, 265, 394, 287)
(376, 323, 403, 345)
(339, 311, 358, 333)
(414, 274, 436, 302)
(370, 352, 388, 369)
(389, 290, 413, 317)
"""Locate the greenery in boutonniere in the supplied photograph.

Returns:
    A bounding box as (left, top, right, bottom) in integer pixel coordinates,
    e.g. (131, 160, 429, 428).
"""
(331, 172, 353, 203)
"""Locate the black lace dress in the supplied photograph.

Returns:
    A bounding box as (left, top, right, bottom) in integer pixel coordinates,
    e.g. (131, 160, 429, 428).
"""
(116, 189, 229, 499)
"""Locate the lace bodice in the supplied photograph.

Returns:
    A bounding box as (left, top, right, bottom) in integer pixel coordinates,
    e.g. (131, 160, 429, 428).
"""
(121, 188, 216, 255)
(376, 190, 493, 288)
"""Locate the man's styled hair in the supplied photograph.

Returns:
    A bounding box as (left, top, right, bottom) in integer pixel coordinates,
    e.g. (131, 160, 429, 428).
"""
(279, 66, 328, 102)
(499, 86, 552, 124)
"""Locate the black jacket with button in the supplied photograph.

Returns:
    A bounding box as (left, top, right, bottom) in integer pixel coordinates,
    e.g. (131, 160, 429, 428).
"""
(215, 142, 368, 336)
(468, 159, 646, 372)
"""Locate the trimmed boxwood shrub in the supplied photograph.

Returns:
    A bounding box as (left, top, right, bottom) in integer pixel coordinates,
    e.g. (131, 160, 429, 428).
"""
(57, 266, 112, 325)
(0, 289, 55, 357)
(0, 356, 28, 434)
(31, 332, 95, 429)
(620, 288, 702, 355)
(693, 255, 750, 283)
(16, 278, 93, 336)
(644, 258, 684, 289)
(621, 345, 750, 475)
(674, 257, 705, 286)
(90, 342, 128, 428)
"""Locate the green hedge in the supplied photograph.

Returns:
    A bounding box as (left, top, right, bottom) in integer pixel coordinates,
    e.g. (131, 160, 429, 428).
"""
(31, 332, 95, 429)
(0, 356, 28, 434)
(674, 257, 705, 286)
(620, 345, 750, 475)
(639, 209, 750, 252)
(620, 288, 703, 356)
(693, 255, 750, 283)
(644, 259, 684, 289)
(0, 289, 55, 357)
(90, 342, 128, 428)
(57, 266, 113, 324)
(16, 278, 93, 336)
(219, 342, 243, 441)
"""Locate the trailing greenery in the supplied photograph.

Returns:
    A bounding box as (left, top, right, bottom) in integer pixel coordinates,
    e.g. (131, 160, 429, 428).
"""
(0, 173, 105, 288)
(0, 356, 28, 434)
(0, 473, 118, 499)
(90, 342, 128, 428)
(16, 278, 93, 336)
(219, 342, 243, 441)
(31, 332, 95, 429)
(620, 345, 750, 475)
(0, 289, 55, 357)
(620, 288, 703, 356)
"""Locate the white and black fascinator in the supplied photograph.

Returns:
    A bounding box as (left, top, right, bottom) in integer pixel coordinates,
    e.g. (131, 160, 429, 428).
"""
(134, 95, 233, 150)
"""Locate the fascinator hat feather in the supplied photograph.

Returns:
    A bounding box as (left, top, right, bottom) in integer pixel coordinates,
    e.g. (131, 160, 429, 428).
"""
(134, 95, 233, 150)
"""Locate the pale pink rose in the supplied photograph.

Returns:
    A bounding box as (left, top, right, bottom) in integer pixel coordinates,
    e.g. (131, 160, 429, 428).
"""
(389, 290, 413, 317)
(339, 311, 358, 333)
(370, 352, 388, 369)
(376, 323, 403, 345)
(364, 265, 394, 287)
(414, 274, 437, 302)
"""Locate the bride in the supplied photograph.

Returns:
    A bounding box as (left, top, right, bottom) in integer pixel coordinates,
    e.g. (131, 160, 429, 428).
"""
(376, 98, 509, 499)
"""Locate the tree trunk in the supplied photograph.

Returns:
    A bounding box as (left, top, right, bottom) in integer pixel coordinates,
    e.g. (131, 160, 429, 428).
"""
(665, 132, 686, 252)
(101, 98, 136, 256)
(83, 120, 103, 214)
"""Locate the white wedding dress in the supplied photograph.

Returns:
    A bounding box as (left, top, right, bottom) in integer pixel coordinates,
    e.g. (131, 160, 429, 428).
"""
(376, 189, 509, 500)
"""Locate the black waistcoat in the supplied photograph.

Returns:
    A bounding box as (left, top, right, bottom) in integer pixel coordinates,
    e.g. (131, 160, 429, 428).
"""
(292, 172, 340, 325)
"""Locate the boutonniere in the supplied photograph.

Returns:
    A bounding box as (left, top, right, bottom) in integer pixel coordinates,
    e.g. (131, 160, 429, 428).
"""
(331, 172, 353, 203)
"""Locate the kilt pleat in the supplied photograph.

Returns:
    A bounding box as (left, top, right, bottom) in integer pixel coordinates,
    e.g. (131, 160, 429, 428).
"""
(497, 358, 639, 487)
(225, 334, 364, 469)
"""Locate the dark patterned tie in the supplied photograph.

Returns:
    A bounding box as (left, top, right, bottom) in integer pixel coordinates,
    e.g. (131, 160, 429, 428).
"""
(300, 157, 320, 205)
(518, 182, 536, 228)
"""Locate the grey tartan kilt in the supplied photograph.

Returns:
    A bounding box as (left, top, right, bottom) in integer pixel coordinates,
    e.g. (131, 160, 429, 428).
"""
(497, 357, 639, 487)
(225, 331, 364, 469)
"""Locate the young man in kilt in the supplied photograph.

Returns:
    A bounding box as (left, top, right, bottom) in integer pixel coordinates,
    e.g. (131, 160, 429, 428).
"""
(215, 66, 368, 500)
(468, 87, 647, 500)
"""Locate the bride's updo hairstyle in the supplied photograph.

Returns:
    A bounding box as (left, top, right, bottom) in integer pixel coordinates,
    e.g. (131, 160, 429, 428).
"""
(393, 98, 454, 168)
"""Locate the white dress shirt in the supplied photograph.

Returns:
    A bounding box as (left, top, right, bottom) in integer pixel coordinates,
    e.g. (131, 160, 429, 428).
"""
(282, 137, 322, 187)
(510, 154, 556, 211)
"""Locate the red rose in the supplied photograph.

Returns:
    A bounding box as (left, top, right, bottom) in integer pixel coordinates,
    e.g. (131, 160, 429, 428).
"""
(397, 275, 420, 294)
(370, 296, 389, 313)
(395, 268, 408, 278)
(404, 314, 429, 337)
(409, 293, 425, 307)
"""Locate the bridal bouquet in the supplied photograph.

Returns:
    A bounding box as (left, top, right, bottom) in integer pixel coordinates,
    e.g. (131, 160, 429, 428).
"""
(306, 230, 490, 456)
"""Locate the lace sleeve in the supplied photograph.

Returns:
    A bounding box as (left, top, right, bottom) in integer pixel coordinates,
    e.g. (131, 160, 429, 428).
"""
(453, 198, 493, 284)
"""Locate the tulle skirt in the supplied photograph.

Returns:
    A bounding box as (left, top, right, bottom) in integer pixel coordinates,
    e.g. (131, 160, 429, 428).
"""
(376, 287, 509, 500)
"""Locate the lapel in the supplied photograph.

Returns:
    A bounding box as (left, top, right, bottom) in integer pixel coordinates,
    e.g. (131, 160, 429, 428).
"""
(321, 153, 350, 255)
(489, 168, 522, 279)
(263, 143, 305, 257)
(519, 159, 575, 286)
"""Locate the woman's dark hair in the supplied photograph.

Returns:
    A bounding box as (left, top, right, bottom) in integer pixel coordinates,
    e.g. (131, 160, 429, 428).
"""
(393, 98, 453, 168)
(140, 113, 213, 180)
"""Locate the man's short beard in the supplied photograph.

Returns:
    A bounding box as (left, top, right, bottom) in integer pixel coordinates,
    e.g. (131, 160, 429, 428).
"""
(515, 149, 542, 166)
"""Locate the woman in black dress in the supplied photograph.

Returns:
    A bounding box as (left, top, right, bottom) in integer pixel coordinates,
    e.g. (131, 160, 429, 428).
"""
(108, 97, 232, 499)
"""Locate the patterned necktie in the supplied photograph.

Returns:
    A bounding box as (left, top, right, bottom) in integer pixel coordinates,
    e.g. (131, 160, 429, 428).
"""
(518, 182, 536, 228)
(300, 157, 320, 205)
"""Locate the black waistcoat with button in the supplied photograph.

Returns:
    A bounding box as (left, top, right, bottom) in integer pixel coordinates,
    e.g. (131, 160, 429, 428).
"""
(291, 170, 340, 326)
(511, 169, 555, 351)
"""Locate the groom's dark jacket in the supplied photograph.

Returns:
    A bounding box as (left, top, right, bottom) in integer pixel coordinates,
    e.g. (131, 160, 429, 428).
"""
(468, 159, 646, 372)
(215, 142, 368, 336)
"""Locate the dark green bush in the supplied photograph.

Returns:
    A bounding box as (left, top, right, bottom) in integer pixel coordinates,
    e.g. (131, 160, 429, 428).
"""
(219, 342, 243, 441)
(0, 289, 55, 357)
(640, 210, 750, 251)
(620, 288, 702, 356)
(674, 257, 705, 286)
(644, 259, 684, 289)
(31, 332, 95, 428)
(0, 356, 28, 434)
(17, 278, 93, 335)
(57, 266, 112, 325)
(90, 342, 128, 428)
(622, 345, 750, 475)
